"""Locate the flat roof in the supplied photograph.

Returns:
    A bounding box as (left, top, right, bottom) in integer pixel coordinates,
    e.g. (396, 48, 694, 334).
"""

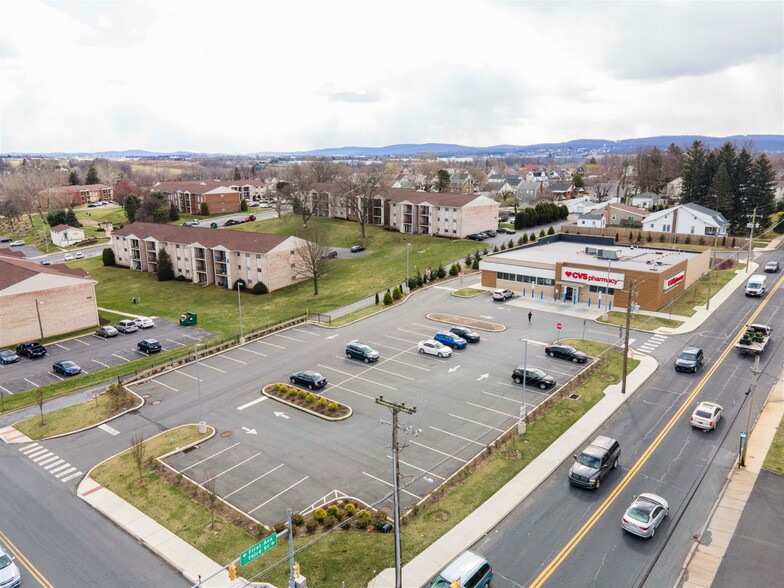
(486, 240, 700, 273)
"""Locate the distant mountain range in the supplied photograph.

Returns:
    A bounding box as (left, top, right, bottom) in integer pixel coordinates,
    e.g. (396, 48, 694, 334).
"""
(4, 135, 782, 159)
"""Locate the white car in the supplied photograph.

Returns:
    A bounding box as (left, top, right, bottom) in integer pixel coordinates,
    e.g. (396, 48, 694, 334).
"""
(492, 289, 514, 301)
(621, 493, 669, 538)
(10, 240, 24, 247)
(64, 253, 74, 261)
(134, 317, 155, 329)
(418, 339, 453, 358)
(690, 401, 724, 431)
(75, 251, 84, 259)
(0, 543, 22, 587)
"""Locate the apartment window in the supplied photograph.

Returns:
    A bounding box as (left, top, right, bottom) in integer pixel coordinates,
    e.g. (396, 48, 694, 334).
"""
(238, 265, 241, 270)
(258, 267, 262, 273)
(611, 214, 616, 221)
(246, 253, 250, 259)
(690, 226, 695, 234)
(256, 254, 261, 260)
(291, 263, 295, 268)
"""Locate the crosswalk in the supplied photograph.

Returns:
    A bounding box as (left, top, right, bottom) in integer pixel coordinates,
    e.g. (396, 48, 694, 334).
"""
(18, 442, 83, 483)
(636, 333, 668, 354)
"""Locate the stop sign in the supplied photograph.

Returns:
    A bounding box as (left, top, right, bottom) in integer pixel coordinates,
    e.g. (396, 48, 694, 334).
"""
(556, 322, 563, 330)
(458, 272, 464, 278)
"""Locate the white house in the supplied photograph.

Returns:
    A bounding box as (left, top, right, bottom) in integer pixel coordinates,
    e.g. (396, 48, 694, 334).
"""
(643, 203, 728, 237)
(577, 214, 606, 228)
(630, 192, 662, 210)
(50, 224, 86, 247)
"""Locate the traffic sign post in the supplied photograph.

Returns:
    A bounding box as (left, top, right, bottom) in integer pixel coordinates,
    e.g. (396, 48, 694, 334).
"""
(459, 271, 464, 287)
(739, 431, 748, 468)
(556, 322, 562, 343)
(240, 533, 278, 566)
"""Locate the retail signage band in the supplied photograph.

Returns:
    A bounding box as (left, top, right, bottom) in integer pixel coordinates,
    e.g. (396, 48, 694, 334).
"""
(560, 267, 625, 289)
(663, 271, 685, 291)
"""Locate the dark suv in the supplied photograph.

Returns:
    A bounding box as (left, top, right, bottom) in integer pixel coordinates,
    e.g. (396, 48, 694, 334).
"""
(345, 342, 379, 363)
(675, 346, 704, 373)
(568, 435, 621, 489)
(138, 339, 162, 354)
(16, 342, 47, 358)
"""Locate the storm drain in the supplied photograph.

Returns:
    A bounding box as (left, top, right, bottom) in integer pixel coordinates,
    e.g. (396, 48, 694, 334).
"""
(220, 431, 233, 438)
(569, 394, 581, 400)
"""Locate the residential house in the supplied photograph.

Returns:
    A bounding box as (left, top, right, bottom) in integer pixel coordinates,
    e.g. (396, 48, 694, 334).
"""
(50, 224, 86, 247)
(526, 170, 548, 184)
(603, 203, 649, 228)
(387, 189, 499, 238)
(577, 214, 606, 229)
(546, 182, 576, 200)
(666, 177, 683, 199)
(514, 181, 542, 202)
(110, 222, 310, 291)
(629, 192, 662, 210)
(498, 177, 523, 197)
(449, 172, 476, 194)
(643, 203, 728, 237)
(152, 180, 243, 215)
(43, 184, 113, 206)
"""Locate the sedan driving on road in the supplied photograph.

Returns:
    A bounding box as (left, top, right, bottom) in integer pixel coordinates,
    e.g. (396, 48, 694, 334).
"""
(53, 360, 81, 376)
(434, 331, 467, 349)
(690, 401, 723, 431)
(764, 261, 780, 273)
(290, 370, 327, 390)
(418, 340, 452, 358)
(492, 289, 514, 301)
(511, 367, 556, 389)
(621, 493, 669, 538)
(345, 342, 379, 362)
(350, 245, 366, 253)
(95, 326, 119, 338)
(0, 349, 20, 364)
(10, 240, 24, 247)
(545, 344, 588, 363)
(450, 326, 480, 343)
(0, 543, 22, 588)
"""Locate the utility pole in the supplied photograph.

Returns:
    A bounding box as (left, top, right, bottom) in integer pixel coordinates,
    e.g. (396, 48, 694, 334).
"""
(620, 279, 634, 395)
(706, 247, 714, 311)
(746, 207, 756, 273)
(376, 396, 416, 588)
(739, 354, 761, 468)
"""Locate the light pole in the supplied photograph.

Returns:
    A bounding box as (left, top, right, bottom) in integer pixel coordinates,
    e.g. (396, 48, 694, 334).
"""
(35, 299, 45, 340)
(601, 259, 612, 319)
(746, 207, 757, 273)
(237, 281, 244, 343)
(194, 343, 206, 433)
(406, 242, 411, 290)
(518, 339, 528, 434)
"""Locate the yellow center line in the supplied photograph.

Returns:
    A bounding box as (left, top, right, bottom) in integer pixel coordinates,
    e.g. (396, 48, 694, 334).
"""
(0, 529, 56, 588)
(530, 270, 784, 588)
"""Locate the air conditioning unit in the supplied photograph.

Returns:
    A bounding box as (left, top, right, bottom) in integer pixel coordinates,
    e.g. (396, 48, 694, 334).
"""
(597, 248, 621, 260)
(585, 246, 598, 255)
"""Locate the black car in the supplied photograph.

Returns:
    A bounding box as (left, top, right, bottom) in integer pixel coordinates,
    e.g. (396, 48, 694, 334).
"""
(466, 233, 485, 241)
(16, 342, 47, 358)
(675, 346, 704, 373)
(511, 367, 556, 389)
(346, 342, 379, 362)
(138, 339, 162, 354)
(350, 245, 366, 253)
(290, 370, 327, 390)
(483, 229, 497, 237)
(545, 344, 588, 363)
(0, 349, 20, 364)
(498, 227, 517, 234)
(52, 360, 81, 376)
(322, 250, 338, 259)
(450, 326, 480, 343)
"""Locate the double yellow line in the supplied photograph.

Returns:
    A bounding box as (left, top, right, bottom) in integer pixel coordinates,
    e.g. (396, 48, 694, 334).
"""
(530, 270, 784, 588)
(0, 529, 55, 588)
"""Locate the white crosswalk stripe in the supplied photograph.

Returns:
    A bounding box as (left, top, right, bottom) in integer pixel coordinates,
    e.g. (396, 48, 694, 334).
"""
(636, 334, 668, 354)
(19, 443, 82, 483)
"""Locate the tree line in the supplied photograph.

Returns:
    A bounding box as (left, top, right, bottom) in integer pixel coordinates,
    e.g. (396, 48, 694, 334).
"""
(513, 202, 569, 230)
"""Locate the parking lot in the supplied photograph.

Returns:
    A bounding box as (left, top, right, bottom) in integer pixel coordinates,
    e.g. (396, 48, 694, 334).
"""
(129, 290, 593, 524)
(0, 319, 213, 394)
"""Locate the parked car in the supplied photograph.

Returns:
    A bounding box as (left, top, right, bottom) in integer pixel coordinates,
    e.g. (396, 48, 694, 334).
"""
(63, 253, 74, 261)
(40, 259, 51, 266)
(545, 344, 588, 363)
(0, 237, 11, 243)
(466, 233, 485, 241)
(223, 219, 241, 226)
(116, 319, 139, 333)
(290, 370, 327, 389)
(621, 493, 669, 538)
(15, 342, 47, 358)
(0, 349, 20, 364)
(191, 219, 200, 225)
(434, 331, 467, 349)
(430, 550, 493, 588)
(346, 342, 379, 362)
(568, 435, 621, 489)
(138, 339, 162, 354)
(53, 360, 81, 376)
(95, 326, 119, 338)
(511, 367, 556, 389)
(10, 240, 24, 247)
(492, 289, 514, 301)
(350, 245, 366, 253)
(690, 401, 724, 431)
(764, 261, 780, 273)
(75, 251, 84, 259)
(498, 227, 517, 234)
(418, 340, 452, 358)
(134, 317, 155, 329)
(247, 201, 261, 207)
(483, 229, 497, 237)
(450, 326, 480, 343)
(0, 543, 22, 588)
(322, 250, 338, 259)
(675, 346, 704, 373)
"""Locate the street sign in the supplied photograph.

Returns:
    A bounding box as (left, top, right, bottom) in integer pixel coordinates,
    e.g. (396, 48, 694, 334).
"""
(458, 271, 464, 279)
(556, 322, 563, 330)
(740, 431, 747, 439)
(240, 533, 278, 566)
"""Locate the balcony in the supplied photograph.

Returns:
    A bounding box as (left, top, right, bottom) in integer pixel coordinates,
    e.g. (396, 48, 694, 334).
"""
(214, 255, 227, 263)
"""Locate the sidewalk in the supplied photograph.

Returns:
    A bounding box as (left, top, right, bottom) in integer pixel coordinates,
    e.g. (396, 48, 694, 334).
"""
(370, 354, 659, 588)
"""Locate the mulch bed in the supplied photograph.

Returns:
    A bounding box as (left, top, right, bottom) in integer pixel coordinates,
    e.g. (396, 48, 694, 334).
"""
(426, 313, 506, 332)
(262, 384, 351, 420)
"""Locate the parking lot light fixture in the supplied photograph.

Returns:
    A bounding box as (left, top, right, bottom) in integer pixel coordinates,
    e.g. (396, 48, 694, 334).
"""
(406, 242, 411, 290)
(35, 299, 45, 340)
(519, 339, 527, 434)
(195, 343, 206, 433)
(237, 281, 244, 343)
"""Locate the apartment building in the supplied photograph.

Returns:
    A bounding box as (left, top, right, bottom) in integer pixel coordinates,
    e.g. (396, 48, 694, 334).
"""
(43, 184, 113, 206)
(387, 189, 499, 237)
(151, 180, 243, 215)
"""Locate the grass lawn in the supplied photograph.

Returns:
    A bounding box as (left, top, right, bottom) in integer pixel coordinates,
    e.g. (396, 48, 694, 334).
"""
(91, 338, 637, 587)
(597, 311, 683, 331)
(663, 263, 746, 317)
(762, 411, 784, 476)
(452, 287, 486, 298)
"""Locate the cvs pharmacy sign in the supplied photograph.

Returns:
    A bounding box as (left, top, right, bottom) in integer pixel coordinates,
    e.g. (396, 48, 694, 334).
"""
(663, 270, 685, 291)
(561, 267, 625, 289)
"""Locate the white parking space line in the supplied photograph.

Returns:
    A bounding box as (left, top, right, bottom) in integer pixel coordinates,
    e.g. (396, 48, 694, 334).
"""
(80, 368, 90, 374)
(74, 339, 90, 346)
(223, 463, 285, 498)
(318, 364, 397, 391)
(480, 390, 521, 403)
(33, 451, 54, 463)
(55, 343, 70, 351)
(19, 443, 40, 454)
(0, 385, 12, 395)
(410, 322, 437, 330)
(24, 378, 39, 388)
(198, 362, 226, 373)
(365, 365, 415, 381)
(290, 328, 320, 337)
(363, 471, 423, 500)
(202, 452, 262, 483)
(61, 471, 83, 482)
(325, 383, 375, 401)
(236, 347, 267, 357)
(410, 441, 467, 463)
(237, 397, 266, 411)
(380, 357, 431, 372)
(49, 372, 64, 381)
(55, 466, 76, 478)
(392, 456, 447, 481)
(166, 339, 185, 347)
(152, 379, 178, 392)
(382, 335, 420, 345)
(397, 327, 432, 338)
(182, 334, 200, 340)
(112, 354, 131, 362)
(180, 442, 241, 472)
(44, 459, 65, 470)
(429, 427, 487, 447)
(173, 371, 202, 381)
(99, 424, 121, 436)
(466, 401, 518, 419)
(256, 339, 286, 349)
(541, 366, 578, 377)
(369, 341, 410, 353)
(275, 334, 304, 343)
(92, 359, 111, 368)
(449, 414, 505, 432)
(248, 476, 310, 514)
(219, 355, 247, 365)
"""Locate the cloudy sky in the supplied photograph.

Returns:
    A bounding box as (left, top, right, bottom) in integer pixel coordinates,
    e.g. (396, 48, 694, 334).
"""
(2, 0, 782, 153)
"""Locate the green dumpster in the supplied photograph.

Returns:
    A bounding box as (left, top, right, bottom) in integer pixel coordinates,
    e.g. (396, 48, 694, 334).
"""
(179, 312, 198, 327)
(211, 222, 218, 229)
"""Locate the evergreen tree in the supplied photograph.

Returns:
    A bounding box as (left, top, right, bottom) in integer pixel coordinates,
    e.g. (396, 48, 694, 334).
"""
(731, 148, 755, 233)
(436, 169, 451, 192)
(241, 199, 248, 212)
(169, 203, 180, 221)
(47, 209, 68, 227)
(681, 140, 707, 204)
(102, 247, 116, 266)
(156, 249, 175, 281)
(749, 154, 776, 230)
(709, 163, 734, 220)
(547, 226, 555, 235)
(200, 202, 210, 216)
(233, 166, 242, 180)
(65, 208, 81, 228)
(85, 166, 99, 184)
(68, 170, 81, 185)
(572, 174, 584, 189)
(124, 193, 140, 222)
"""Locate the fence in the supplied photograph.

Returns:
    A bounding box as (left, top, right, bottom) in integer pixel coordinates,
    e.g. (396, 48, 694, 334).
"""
(561, 225, 749, 249)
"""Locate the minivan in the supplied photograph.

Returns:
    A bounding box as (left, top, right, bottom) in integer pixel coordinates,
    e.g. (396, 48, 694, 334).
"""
(431, 550, 493, 588)
(568, 435, 621, 490)
(745, 275, 767, 297)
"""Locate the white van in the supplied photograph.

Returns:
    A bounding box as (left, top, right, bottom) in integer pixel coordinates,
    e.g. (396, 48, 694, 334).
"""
(745, 275, 767, 297)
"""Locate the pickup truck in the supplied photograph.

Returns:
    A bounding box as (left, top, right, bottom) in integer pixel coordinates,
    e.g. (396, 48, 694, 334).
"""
(16, 341, 48, 358)
(734, 324, 773, 356)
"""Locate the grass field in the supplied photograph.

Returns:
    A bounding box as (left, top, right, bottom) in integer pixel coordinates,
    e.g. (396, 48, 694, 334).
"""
(597, 312, 683, 331)
(663, 263, 746, 317)
(763, 412, 784, 476)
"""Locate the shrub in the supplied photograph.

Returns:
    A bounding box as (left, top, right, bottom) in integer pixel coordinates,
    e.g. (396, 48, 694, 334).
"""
(455, 262, 462, 272)
(493, 245, 499, 252)
(636, 231, 642, 242)
(449, 263, 458, 276)
(508, 239, 514, 248)
(437, 264, 446, 279)
(722, 236, 727, 246)
(416, 271, 424, 287)
(465, 253, 473, 266)
(344, 503, 356, 516)
(518, 236, 525, 245)
(200, 202, 209, 216)
(355, 511, 371, 529)
(615, 232, 620, 242)
(323, 515, 337, 528)
(306, 393, 316, 403)
(646, 232, 653, 242)
(317, 397, 328, 408)
(500, 242, 506, 250)
(731, 237, 736, 247)
(539, 229, 545, 237)
(698, 236, 706, 246)
(305, 519, 318, 533)
(102, 247, 116, 266)
(251, 281, 268, 295)
(240, 199, 248, 212)
(547, 226, 555, 235)
(472, 258, 479, 270)
(232, 278, 246, 291)
(313, 508, 327, 522)
(684, 235, 691, 244)
(628, 230, 634, 242)
(273, 521, 287, 534)
(475, 250, 482, 261)
(327, 504, 339, 517)
(383, 290, 393, 305)
(392, 286, 401, 300)
(371, 510, 388, 531)
(288, 387, 298, 397)
(291, 512, 304, 526)
(529, 232, 536, 242)
(297, 390, 307, 400)
(328, 402, 338, 412)
(375, 292, 379, 305)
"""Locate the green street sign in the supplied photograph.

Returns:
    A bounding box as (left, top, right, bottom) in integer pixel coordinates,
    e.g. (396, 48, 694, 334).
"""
(240, 533, 277, 566)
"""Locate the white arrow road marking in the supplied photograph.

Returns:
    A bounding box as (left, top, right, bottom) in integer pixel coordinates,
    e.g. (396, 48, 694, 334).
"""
(477, 373, 489, 381)
(448, 365, 461, 373)
(241, 427, 258, 434)
(327, 334, 339, 340)
(274, 411, 290, 419)
(480, 315, 493, 319)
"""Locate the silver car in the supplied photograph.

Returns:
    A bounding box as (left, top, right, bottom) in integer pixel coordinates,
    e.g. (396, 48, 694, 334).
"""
(621, 493, 669, 538)
(690, 401, 723, 431)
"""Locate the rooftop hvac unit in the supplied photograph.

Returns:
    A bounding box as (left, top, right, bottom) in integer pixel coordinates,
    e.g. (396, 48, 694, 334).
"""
(585, 246, 598, 255)
(597, 248, 621, 260)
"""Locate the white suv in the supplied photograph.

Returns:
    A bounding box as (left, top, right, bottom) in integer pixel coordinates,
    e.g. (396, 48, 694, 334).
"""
(134, 317, 155, 329)
(116, 319, 139, 333)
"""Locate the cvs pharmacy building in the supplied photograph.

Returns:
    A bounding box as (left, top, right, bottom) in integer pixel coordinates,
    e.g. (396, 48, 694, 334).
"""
(479, 234, 710, 312)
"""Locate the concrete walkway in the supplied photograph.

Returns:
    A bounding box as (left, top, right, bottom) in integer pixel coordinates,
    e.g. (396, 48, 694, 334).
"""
(370, 354, 659, 588)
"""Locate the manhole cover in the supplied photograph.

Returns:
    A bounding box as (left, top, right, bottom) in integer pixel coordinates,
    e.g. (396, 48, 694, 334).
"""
(569, 394, 581, 400)
(221, 431, 232, 438)
(141, 394, 151, 399)
(152, 400, 161, 405)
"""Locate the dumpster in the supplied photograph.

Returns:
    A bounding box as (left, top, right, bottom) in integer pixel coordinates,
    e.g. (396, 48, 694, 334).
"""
(179, 312, 198, 326)
(211, 222, 218, 228)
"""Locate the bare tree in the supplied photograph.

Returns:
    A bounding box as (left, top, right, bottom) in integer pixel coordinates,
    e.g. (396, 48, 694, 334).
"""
(305, 158, 340, 183)
(202, 472, 218, 529)
(340, 169, 386, 243)
(32, 388, 46, 426)
(293, 226, 335, 295)
(285, 165, 316, 227)
(130, 433, 146, 483)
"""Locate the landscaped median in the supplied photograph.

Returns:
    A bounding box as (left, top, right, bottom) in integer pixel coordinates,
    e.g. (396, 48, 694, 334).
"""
(262, 383, 351, 420)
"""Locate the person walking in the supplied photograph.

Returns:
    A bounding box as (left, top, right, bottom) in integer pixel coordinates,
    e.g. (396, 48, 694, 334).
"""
(528, 311, 532, 324)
